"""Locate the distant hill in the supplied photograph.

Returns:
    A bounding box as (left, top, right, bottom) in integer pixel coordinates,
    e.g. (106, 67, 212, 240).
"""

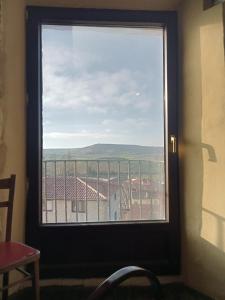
(43, 144, 164, 161)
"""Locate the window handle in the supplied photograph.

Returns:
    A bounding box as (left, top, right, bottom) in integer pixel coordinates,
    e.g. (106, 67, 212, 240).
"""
(169, 135, 177, 153)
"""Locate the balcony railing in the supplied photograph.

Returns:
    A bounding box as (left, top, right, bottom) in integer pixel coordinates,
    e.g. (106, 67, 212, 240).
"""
(42, 160, 165, 224)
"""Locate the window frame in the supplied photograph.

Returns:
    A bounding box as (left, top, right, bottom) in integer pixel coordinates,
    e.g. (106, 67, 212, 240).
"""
(72, 200, 86, 213)
(26, 6, 179, 278)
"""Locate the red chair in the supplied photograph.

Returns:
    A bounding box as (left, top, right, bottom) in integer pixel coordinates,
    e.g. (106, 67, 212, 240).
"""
(0, 175, 40, 300)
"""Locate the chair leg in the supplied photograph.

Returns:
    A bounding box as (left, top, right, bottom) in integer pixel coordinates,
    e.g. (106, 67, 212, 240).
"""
(32, 260, 40, 300)
(2, 272, 9, 300)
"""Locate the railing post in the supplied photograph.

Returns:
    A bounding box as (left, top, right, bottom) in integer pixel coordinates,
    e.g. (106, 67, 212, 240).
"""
(118, 161, 121, 221)
(128, 161, 132, 210)
(64, 161, 68, 222)
(139, 160, 142, 220)
(97, 161, 100, 221)
(74, 160, 78, 222)
(54, 161, 57, 223)
(85, 161, 88, 222)
(44, 161, 48, 223)
(108, 161, 110, 220)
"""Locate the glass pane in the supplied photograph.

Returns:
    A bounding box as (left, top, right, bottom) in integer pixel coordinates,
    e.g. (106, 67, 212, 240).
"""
(41, 24, 166, 224)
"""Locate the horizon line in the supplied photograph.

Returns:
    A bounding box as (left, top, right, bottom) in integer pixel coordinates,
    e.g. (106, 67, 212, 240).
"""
(43, 143, 164, 150)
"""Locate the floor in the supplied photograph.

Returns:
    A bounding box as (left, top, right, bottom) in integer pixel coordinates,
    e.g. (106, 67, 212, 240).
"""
(9, 284, 213, 300)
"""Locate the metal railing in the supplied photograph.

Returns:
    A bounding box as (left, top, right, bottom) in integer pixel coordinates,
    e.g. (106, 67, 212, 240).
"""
(42, 160, 165, 224)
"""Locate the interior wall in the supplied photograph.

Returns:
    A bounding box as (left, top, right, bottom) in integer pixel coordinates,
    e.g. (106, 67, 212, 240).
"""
(2, 0, 225, 297)
(0, 0, 183, 290)
(0, 0, 26, 241)
(179, 0, 225, 299)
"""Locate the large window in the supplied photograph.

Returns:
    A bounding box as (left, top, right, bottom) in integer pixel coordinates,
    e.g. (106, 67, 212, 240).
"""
(42, 24, 166, 224)
(26, 7, 179, 278)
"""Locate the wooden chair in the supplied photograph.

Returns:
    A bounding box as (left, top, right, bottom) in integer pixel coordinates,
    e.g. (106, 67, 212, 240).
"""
(0, 175, 160, 300)
(88, 266, 162, 300)
(0, 175, 40, 300)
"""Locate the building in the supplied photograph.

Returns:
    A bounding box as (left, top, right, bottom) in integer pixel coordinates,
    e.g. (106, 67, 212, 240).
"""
(42, 175, 121, 223)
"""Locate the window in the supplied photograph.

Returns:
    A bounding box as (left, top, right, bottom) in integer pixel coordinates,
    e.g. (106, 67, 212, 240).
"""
(41, 24, 165, 224)
(72, 200, 85, 213)
(26, 7, 179, 278)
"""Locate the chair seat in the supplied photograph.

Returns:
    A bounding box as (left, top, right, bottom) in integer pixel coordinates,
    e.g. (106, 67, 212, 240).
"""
(0, 242, 40, 272)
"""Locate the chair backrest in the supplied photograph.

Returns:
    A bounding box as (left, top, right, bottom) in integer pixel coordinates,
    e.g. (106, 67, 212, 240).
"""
(0, 174, 16, 242)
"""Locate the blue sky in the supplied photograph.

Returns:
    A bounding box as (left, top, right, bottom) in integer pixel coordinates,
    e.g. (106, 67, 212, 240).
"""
(42, 25, 164, 149)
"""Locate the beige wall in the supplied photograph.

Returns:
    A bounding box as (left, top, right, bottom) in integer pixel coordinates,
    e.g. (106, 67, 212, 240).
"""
(0, 0, 26, 241)
(179, 0, 225, 299)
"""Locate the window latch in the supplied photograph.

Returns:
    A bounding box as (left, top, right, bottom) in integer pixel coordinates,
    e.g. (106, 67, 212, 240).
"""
(169, 135, 177, 154)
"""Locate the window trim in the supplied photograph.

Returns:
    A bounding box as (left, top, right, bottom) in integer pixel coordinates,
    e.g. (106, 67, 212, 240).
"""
(72, 200, 86, 213)
(26, 6, 179, 278)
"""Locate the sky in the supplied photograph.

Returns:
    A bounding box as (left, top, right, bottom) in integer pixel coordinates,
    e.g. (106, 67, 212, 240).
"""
(42, 25, 164, 149)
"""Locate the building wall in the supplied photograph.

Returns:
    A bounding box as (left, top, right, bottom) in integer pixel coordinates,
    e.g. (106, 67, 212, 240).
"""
(179, 1, 225, 299)
(42, 200, 109, 223)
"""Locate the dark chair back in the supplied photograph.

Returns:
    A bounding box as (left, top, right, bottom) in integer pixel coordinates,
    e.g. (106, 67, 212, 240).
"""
(0, 175, 16, 242)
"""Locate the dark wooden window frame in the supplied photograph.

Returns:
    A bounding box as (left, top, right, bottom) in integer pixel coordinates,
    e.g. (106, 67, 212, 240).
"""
(26, 6, 179, 278)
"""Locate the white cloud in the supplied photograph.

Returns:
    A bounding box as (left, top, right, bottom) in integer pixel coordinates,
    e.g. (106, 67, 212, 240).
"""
(43, 130, 119, 140)
(42, 26, 163, 148)
(101, 118, 150, 132)
(86, 106, 107, 114)
(42, 45, 155, 113)
(43, 130, 123, 148)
